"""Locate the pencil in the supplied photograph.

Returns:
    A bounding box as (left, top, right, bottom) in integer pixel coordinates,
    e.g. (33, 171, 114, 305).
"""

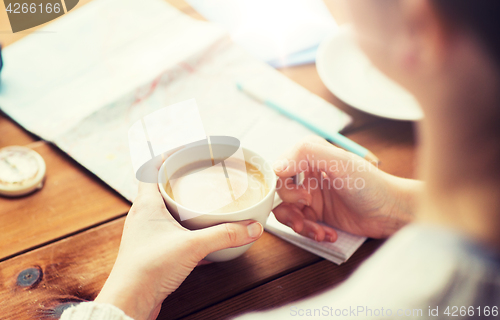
(237, 83, 380, 164)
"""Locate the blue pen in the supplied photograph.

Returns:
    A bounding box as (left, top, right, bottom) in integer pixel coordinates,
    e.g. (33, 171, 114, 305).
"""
(237, 83, 379, 164)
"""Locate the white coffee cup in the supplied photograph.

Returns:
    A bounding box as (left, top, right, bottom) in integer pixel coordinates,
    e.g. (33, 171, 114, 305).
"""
(158, 143, 276, 262)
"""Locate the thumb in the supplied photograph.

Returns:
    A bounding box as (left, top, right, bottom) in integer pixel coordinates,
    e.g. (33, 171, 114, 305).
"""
(192, 221, 263, 255)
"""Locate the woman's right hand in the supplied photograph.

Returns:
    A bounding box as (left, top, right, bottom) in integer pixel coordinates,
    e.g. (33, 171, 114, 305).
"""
(273, 136, 421, 242)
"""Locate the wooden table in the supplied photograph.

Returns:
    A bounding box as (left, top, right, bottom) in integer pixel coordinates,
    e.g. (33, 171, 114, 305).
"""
(0, 1, 417, 319)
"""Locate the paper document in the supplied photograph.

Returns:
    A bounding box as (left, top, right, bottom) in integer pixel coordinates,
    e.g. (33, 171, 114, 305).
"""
(0, 0, 355, 261)
(0, 0, 350, 201)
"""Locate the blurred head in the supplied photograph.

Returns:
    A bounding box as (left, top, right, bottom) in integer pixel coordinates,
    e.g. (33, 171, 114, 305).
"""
(344, 0, 500, 110)
(343, 0, 500, 247)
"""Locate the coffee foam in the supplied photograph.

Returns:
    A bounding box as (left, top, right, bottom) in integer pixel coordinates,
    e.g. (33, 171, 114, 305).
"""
(165, 160, 268, 214)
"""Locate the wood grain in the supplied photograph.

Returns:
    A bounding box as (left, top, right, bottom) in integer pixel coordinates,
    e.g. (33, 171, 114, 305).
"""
(0, 112, 37, 148)
(183, 239, 384, 320)
(347, 120, 418, 179)
(0, 141, 130, 261)
(0, 218, 324, 320)
(160, 232, 321, 319)
(0, 218, 123, 320)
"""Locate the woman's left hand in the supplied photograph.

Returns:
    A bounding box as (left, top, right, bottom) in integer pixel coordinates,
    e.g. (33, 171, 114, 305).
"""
(95, 180, 263, 320)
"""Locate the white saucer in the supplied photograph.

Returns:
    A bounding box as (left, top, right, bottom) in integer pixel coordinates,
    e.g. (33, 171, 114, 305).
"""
(316, 26, 423, 121)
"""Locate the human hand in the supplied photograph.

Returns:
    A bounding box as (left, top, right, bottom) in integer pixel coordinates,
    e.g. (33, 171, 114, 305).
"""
(95, 177, 263, 320)
(273, 136, 420, 241)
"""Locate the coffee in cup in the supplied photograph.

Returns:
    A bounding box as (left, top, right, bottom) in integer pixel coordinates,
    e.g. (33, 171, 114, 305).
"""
(165, 159, 268, 214)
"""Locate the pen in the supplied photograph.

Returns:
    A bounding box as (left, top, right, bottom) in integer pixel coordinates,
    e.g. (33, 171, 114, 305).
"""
(237, 83, 380, 164)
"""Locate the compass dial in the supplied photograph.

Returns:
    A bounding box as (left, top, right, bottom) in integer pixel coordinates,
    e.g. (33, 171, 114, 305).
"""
(0, 146, 46, 197)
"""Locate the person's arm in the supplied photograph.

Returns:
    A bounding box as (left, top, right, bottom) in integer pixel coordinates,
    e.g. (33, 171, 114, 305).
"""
(62, 179, 263, 320)
(273, 136, 422, 241)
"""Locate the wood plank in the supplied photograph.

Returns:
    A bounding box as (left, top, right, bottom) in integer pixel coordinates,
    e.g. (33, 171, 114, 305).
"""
(0, 141, 130, 260)
(0, 218, 123, 320)
(160, 233, 321, 319)
(346, 120, 417, 179)
(0, 112, 38, 148)
(0, 219, 321, 320)
(183, 239, 384, 320)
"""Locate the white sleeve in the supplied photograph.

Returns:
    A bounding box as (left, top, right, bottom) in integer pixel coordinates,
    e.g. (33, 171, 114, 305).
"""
(60, 302, 134, 320)
(236, 224, 500, 319)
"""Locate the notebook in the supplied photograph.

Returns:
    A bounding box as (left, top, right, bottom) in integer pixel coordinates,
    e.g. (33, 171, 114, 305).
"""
(266, 195, 367, 265)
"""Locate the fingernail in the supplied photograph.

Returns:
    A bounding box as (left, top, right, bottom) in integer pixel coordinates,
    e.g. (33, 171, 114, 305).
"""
(298, 199, 308, 206)
(286, 221, 294, 231)
(308, 232, 317, 241)
(247, 222, 262, 238)
(273, 159, 289, 172)
(327, 235, 336, 242)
